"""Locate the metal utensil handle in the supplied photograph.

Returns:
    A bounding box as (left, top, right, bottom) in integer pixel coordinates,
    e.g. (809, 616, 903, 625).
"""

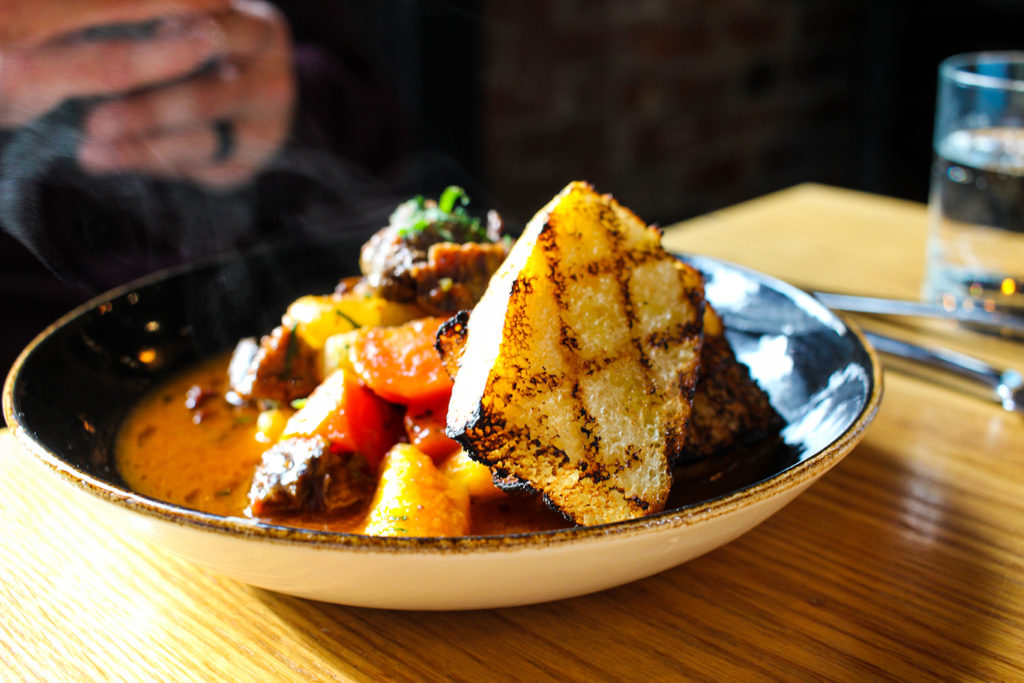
(815, 291, 1024, 340)
(864, 331, 1023, 413)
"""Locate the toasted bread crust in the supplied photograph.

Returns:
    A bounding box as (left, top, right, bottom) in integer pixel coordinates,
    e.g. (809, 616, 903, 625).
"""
(445, 182, 705, 525)
(436, 311, 470, 380)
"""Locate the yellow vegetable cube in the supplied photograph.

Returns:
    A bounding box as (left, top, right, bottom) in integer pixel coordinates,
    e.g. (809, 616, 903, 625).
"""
(284, 293, 426, 350)
(255, 408, 289, 444)
(361, 444, 470, 537)
(440, 449, 505, 500)
(322, 330, 359, 377)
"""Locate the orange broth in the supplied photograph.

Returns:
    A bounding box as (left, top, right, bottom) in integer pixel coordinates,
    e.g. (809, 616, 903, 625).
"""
(115, 354, 568, 535)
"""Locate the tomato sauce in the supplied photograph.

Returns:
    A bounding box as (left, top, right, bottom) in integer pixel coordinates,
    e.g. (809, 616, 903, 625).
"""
(115, 355, 568, 535)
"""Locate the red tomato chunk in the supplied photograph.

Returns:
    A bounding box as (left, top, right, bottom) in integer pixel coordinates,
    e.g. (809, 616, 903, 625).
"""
(404, 393, 461, 462)
(281, 368, 404, 470)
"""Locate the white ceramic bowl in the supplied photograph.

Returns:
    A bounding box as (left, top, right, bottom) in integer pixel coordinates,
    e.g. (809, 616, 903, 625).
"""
(3, 246, 882, 609)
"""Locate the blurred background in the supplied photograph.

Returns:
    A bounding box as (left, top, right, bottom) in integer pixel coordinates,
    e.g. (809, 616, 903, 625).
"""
(404, 0, 1024, 223)
(2, 0, 1022, 403)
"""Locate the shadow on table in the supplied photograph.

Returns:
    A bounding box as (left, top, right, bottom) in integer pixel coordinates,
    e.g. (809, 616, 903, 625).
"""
(251, 440, 1011, 678)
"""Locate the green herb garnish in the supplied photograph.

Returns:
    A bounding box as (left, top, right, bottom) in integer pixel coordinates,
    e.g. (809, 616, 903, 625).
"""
(391, 185, 489, 242)
(333, 308, 361, 329)
(257, 398, 281, 412)
(280, 323, 299, 379)
(438, 185, 469, 213)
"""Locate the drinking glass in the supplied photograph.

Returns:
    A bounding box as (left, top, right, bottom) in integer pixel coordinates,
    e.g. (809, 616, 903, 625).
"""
(924, 51, 1024, 316)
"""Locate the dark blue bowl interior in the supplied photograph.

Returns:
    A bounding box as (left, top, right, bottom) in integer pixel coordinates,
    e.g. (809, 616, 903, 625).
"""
(4, 247, 877, 513)
(5, 240, 364, 486)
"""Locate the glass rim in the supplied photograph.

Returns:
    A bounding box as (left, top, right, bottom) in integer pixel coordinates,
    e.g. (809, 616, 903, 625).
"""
(941, 51, 1024, 92)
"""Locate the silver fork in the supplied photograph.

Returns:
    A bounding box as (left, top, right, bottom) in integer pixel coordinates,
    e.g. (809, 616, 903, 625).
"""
(864, 330, 1024, 415)
(812, 291, 1024, 341)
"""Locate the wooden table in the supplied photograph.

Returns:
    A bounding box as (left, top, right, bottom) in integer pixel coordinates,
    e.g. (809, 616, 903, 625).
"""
(3, 184, 1022, 680)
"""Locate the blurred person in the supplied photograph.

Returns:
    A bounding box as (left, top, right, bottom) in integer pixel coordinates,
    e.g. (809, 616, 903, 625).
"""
(1, 0, 293, 189)
(0, 0, 413, 400)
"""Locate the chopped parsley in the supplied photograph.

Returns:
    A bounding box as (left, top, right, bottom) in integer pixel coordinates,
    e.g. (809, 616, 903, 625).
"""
(391, 186, 490, 243)
(257, 398, 281, 412)
(333, 308, 361, 328)
(438, 185, 466, 214)
(387, 514, 409, 534)
(280, 323, 299, 379)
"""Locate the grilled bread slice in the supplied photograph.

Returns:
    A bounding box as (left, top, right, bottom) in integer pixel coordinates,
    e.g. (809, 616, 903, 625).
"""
(444, 181, 705, 525)
(678, 305, 782, 463)
(440, 305, 782, 472)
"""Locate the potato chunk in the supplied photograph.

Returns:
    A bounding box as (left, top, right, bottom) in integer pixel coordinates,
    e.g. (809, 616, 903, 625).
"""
(445, 181, 705, 526)
(360, 444, 470, 537)
(440, 449, 506, 500)
(284, 293, 425, 350)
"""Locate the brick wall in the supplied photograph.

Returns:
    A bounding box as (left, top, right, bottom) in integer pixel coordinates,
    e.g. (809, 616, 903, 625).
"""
(480, 0, 867, 226)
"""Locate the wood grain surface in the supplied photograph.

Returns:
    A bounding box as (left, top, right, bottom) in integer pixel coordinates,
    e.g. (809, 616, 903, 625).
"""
(3, 184, 1023, 681)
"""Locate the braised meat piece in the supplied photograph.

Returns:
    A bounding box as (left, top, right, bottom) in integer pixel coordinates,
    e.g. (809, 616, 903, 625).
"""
(228, 324, 320, 404)
(246, 436, 374, 517)
(411, 241, 511, 314)
(675, 306, 782, 463)
(358, 187, 509, 315)
(184, 383, 218, 424)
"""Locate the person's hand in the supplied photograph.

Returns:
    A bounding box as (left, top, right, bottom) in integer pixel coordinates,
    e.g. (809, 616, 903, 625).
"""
(78, 0, 295, 190)
(0, 0, 232, 127)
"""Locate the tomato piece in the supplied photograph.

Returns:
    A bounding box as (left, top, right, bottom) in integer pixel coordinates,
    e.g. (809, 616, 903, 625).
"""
(404, 394, 460, 462)
(349, 317, 454, 405)
(280, 368, 403, 469)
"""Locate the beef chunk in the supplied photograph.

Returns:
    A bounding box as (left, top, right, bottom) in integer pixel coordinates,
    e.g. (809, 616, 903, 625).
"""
(246, 436, 374, 517)
(184, 383, 218, 423)
(358, 195, 509, 314)
(227, 337, 259, 393)
(409, 241, 510, 314)
(676, 307, 783, 463)
(185, 383, 216, 410)
(228, 325, 320, 404)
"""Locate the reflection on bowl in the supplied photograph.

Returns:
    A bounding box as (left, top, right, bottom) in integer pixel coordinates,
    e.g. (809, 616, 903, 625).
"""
(2, 244, 882, 610)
